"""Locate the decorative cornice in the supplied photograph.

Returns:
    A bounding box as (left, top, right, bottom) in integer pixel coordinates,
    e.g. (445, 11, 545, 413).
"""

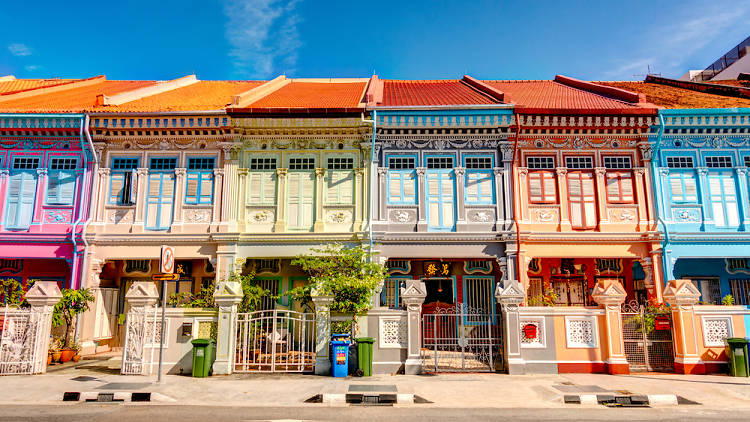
(378, 137, 502, 150)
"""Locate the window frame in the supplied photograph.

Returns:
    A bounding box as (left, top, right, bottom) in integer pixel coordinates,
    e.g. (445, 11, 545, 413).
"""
(46, 156, 78, 206)
(386, 153, 418, 205)
(463, 155, 495, 205)
(185, 156, 215, 205)
(144, 156, 177, 230)
(108, 156, 140, 205)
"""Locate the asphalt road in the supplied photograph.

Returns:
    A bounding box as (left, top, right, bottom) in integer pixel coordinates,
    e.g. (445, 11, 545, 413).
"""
(1, 405, 749, 422)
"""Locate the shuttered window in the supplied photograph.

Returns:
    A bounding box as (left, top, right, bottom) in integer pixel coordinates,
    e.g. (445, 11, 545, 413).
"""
(568, 172, 596, 229)
(145, 158, 176, 230)
(248, 157, 277, 206)
(47, 158, 77, 206)
(109, 158, 138, 205)
(287, 171, 315, 229)
(426, 170, 455, 230)
(669, 172, 698, 203)
(605, 172, 634, 203)
(708, 172, 739, 227)
(387, 156, 416, 204)
(5, 170, 37, 229)
(326, 157, 354, 205)
(185, 157, 214, 204)
(464, 156, 494, 205)
(528, 171, 556, 203)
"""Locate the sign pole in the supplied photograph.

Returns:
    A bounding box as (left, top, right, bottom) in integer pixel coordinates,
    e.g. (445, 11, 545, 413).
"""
(157, 279, 167, 383)
(156, 245, 175, 384)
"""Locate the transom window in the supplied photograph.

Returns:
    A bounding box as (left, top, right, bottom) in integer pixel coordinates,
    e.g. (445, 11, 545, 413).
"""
(565, 156, 593, 169)
(465, 157, 492, 169)
(187, 157, 214, 170)
(527, 156, 554, 169)
(149, 157, 177, 170)
(666, 156, 694, 168)
(745, 156, 750, 167)
(289, 157, 315, 170)
(112, 158, 138, 170)
(426, 157, 454, 169)
(50, 158, 77, 170)
(12, 157, 40, 169)
(327, 157, 354, 170)
(706, 156, 733, 168)
(603, 156, 632, 169)
(249, 157, 277, 170)
(388, 156, 415, 169)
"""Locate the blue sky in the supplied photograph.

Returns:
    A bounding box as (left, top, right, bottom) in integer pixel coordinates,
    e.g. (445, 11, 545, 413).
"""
(1, 0, 748, 81)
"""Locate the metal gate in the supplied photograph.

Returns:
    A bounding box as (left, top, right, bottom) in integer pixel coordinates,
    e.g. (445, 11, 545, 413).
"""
(421, 304, 503, 372)
(0, 308, 42, 375)
(235, 309, 315, 373)
(621, 301, 674, 372)
(121, 305, 158, 375)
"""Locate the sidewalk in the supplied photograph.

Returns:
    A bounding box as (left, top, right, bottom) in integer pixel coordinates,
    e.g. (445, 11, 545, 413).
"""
(2, 358, 750, 409)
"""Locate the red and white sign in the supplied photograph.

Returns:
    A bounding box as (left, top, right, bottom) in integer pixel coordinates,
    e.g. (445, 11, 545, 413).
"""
(160, 245, 175, 274)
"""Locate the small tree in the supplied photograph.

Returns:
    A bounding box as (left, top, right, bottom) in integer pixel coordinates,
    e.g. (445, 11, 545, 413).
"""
(290, 244, 386, 315)
(0, 278, 24, 307)
(52, 288, 94, 349)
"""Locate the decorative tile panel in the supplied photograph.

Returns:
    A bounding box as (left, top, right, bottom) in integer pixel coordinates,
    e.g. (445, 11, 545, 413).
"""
(379, 316, 408, 349)
(108, 209, 134, 224)
(531, 208, 559, 223)
(468, 209, 495, 223)
(565, 316, 597, 348)
(184, 208, 211, 224)
(44, 209, 72, 224)
(608, 207, 637, 223)
(389, 209, 416, 223)
(672, 208, 701, 222)
(520, 317, 546, 348)
(702, 316, 732, 347)
(248, 209, 274, 224)
(326, 209, 352, 224)
(144, 318, 168, 348)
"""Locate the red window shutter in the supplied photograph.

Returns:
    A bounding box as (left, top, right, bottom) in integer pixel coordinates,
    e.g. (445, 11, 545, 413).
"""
(606, 171, 633, 203)
(528, 171, 556, 204)
(568, 172, 596, 228)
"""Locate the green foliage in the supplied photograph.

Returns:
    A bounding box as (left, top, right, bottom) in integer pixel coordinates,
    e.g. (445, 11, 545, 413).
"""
(167, 281, 217, 309)
(227, 270, 274, 314)
(290, 244, 386, 315)
(626, 303, 670, 334)
(331, 319, 355, 335)
(52, 288, 94, 349)
(0, 278, 24, 307)
(722, 294, 735, 306)
(527, 288, 559, 307)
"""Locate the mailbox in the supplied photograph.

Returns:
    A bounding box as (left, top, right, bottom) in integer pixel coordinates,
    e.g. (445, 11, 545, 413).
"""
(181, 322, 193, 337)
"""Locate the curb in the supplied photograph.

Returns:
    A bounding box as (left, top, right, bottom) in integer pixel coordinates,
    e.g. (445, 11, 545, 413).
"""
(63, 392, 154, 403)
(321, 392, 414, 405)
(564, 393, 678, 406)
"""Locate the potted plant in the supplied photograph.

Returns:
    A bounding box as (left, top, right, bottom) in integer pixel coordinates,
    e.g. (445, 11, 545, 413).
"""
(70, 341, 82, 362)
(52, 288, 94, 363)
(49, 338, 62, 364)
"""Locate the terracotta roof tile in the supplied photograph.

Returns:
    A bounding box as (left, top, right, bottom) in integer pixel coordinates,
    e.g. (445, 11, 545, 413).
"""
(0, 78, 79, 95)
(246, 81, 367, 109)
(596, 81, 750, 109)
(95, 80, 264, 112)
(483, 80, 642, 111)
(0, 80, 157, 113)
(380, 80, 499, 106)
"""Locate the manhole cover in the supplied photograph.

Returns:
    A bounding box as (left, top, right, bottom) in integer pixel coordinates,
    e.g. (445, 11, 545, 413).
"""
(98, 382, 151, 390)
(348, 384, 397, 392)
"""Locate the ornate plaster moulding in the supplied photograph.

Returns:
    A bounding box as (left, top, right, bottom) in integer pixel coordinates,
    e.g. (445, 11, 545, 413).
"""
(97, 138, 223, 152)
(377, 138, 503, 150)
(667, 234, 750, 243)
(660, 136, 750, 149)
(0, 139, 80, 150)
(516, 114, 657, 128)
(518, 137, 640, 150)
(236, 233, 364, 243)
(240, 137, 365, 150)
(520, 234, 661, 243)
(232, 117, 369, 129)
(0, 234, 73, 243)
(380, 234, 508, 242)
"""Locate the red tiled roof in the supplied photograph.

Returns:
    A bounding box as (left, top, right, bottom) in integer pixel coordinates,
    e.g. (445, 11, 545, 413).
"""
(244, 81, 367, 110)
(482, 79, 652, 113)
(95, 80, 264, 112)
(0, 80, 157, 113)
(380, 80, 500, 106)
(597, 81, 750, 109)
(0, 78, 79, 95)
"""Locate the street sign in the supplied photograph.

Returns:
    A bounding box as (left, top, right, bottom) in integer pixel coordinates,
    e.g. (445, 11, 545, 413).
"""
(160, 245, 175, 274)
(152, 273, 179, 281)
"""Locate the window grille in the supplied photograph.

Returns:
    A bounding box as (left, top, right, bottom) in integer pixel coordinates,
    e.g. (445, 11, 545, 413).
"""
(744, 156, 750, 167)
(666, 156, 694, 168)
(465, 157, 492, 169)
(249, 157, 277, 170)
(426, 157, 454, 169)
(603, 156, 632, 169)
(730, 279, 750, 305)
(706, 156, 733, 168)
(388, 156, 415, 169)
(113, 158, 138, 170)
(12, 157, 40, 169)
(289, 157, 315, 170)
(327, 157, 354, 170)
(50, 158, 77, 170)
(527, 156, 554, 169)
(149, 157, 177, 170)
(187, 157, 215, 170)
(565, 156, 593, 169)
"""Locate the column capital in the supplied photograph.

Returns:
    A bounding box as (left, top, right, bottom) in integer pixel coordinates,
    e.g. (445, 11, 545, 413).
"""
(315, 168, 326, 177)
(454, 167, 466, 176)
(696, 167, 709, 176)
(658, 167, 669, 176)
(276, 167, 288, 176)
(736, 167, 748, 176)
(555, 167, 568, 177)
(124, 281, 159, 308)
(377, 167, 388, 176)
(416, 167, 426, 176)
(633, 167, 646, 176)
(136, 167, 149, 176)
(98, 167, 110, 176)
(174, 167, 187, 176)
(591, 278, 627, 306)
(213, 280, 243, 306)
(25, 281, 62, 308)
(594, 167, 606, 176)
(213, 168, 225, 177)
(0, 169, 8, 177)
(237, 168, 249, 176)
(493, 167, 503, 176)
(495, 280, 525, 308)
(517, 167, 528, 177)
(36, 168, 48, 176)
(663, 279, 701, 306)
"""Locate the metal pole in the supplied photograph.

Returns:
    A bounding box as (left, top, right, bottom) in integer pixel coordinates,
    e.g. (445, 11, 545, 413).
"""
(157, 279, 167, 383)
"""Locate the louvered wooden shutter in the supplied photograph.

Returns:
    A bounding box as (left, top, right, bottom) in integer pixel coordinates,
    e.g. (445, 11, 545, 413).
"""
(110, 173, 124, 204)
(58, 171, 76, 205)
(327, 171, 353, 204)
(568, 172, 596, 228)
(466, 172, 493, 204)
(186, 173, 199, 203)
(7, 172, 37, 228)
(606, 171, 633, 203)
(248, 172, 276, 205)
(528, 171, 555, 203)
(287, 172, 314, 229)
(159, 173, 175, 228)
(200, 173, 213, 203)
(709, 174, 739, 226)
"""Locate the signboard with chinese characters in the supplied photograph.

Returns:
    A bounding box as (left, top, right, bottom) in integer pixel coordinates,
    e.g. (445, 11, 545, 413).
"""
(423, 261, 452, 277)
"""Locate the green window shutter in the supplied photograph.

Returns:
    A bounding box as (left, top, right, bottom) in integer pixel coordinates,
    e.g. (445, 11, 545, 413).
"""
(327, 170, 353, 205)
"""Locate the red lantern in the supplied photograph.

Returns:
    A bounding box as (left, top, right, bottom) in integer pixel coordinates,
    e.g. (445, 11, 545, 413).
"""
(522, 323, 538, 340)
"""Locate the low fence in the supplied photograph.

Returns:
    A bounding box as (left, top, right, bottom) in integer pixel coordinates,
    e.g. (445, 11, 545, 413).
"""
(692, 305, 750, 373)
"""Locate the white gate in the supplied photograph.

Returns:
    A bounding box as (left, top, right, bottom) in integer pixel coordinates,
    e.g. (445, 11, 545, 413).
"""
(235, 310, 315, 373)
(121, 305, 158, 375)
(0, 308, 43, 375)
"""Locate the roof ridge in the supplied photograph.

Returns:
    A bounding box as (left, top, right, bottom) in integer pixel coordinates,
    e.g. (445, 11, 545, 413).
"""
(554, 75, 646, 104)
(99, 75, 199, 106)
(0, 75, 106, 103)
(645, 75, 750, 100)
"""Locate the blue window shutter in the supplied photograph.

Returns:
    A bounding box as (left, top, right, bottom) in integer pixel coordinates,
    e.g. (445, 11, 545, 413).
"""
(199, 172, 213, 204)
(146, 172, 175, 230)
(185, 172, 198, 204)
(6, 171, 37, 228)
(48, 170, 76, 205)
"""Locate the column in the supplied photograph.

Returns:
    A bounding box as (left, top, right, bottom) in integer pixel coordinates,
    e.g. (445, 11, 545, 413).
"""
(633, 168, 648, 229)
(34, 168, 47, 224)
(311, 291, 334, 375)
(212, 280, 243, 375)
(79, 258, 104, 354)
(401, 280, 426, 375)
(221, 146, 239, 230)
(353, 167, 364, 232)
(639, 141, 657, 228)
(517, 167, 529, 221)
(95, 168, 110, 223)
(25, 281, 63, 374)
(496, 279, 525, 374)
(638, 256, 657, 303)
(650, 249, 665, 304)
(663, 279, 704, 374)
(494, 167, 507, 228)
(594, 167, 608, 226)
(499, 141, 515, 228)
(0, 169, 8, 222)
(556, 167, 571, 230)
(591, 278, 629, 375)
(735, 168, 750, 230)
(696, 167, 711, 229)
(211, 168, 224, 226)
(171, 168, 186, 231)
(313, 168, 326, 232)
(454, 167, 466, 226)
(377, 167, 388, 222)
(273, 168, 287, 232)
(237, 168, 249, 229)
(657, 168, 671, 222)
(215, 244, 237, 283)
(416, 167, 427, 231)
(123, 281, 159, 375)
(133, 168, 148, 224)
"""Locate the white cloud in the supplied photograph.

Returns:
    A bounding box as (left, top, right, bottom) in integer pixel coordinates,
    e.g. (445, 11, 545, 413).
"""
(8, 43, 31, 57)
(222, 0, 302, 79)
(604, 1, 750, 80)
(24, 65, 41, 72)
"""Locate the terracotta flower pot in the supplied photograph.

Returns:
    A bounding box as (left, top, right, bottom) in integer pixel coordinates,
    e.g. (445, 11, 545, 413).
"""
(72, 354, 81, 363)
(47, 354, 52, 365)
(52, 352, 62, 363)
(60, 349, 75, 363)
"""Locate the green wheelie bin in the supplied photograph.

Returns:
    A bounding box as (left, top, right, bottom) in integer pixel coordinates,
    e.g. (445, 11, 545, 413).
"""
(355, 337, 375, 377)
(725, 337, 749, 377)
(191, 338, 215, 378)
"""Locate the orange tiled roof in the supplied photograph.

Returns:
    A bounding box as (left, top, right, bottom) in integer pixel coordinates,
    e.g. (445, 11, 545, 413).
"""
(245, 81, 367, 110)
(95, 80, 265, 112)
(483, 80, 644, 112)
(0, 78, 79, 95)
(0, 80, 157, 113)
(596, 81, 750, 109)
(380, 80, 500, 106)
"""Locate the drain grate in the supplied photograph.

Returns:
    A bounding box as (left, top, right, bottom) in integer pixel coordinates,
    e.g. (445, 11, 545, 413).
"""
(346, 393, 397, 405)
(86, 393, 124, 403)
(63, 392, 81, 402)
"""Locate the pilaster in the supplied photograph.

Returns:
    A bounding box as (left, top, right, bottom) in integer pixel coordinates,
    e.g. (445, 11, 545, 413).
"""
(517, 167, 529, 221)
(496, 280, 525, 374)
(401, 280, 427, 375)
(237, 168, 249, 230)
(416, 167, 427, 230)
(171, 168, 186, 231)
(134, 168, 148, 223)
(313, 168, 326, 232)
(591, 278, 629, 374)
(556, 167, 571, 230)
(353, 167, 364, 232)
(633, 167, 648, 229)
(377, 167, 387, 222)
(211, 168, 224, 227)
(311, 292, 334, 375)
(664, 279, 704, 374)
(594, 167, 608, 227)
(95, 168, 110, 223)
(696, 167, 711, 229)
(212, 280, 243, 375)
(735, 168, 750, 230)
(273, 168, 287, 232)
(25, 281, 63, 374)
(34, 168, 47, 224)
(454, 167, 466, 225)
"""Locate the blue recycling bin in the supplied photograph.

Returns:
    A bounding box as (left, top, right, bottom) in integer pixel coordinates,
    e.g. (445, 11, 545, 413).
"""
(331, 339, 350, 377)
